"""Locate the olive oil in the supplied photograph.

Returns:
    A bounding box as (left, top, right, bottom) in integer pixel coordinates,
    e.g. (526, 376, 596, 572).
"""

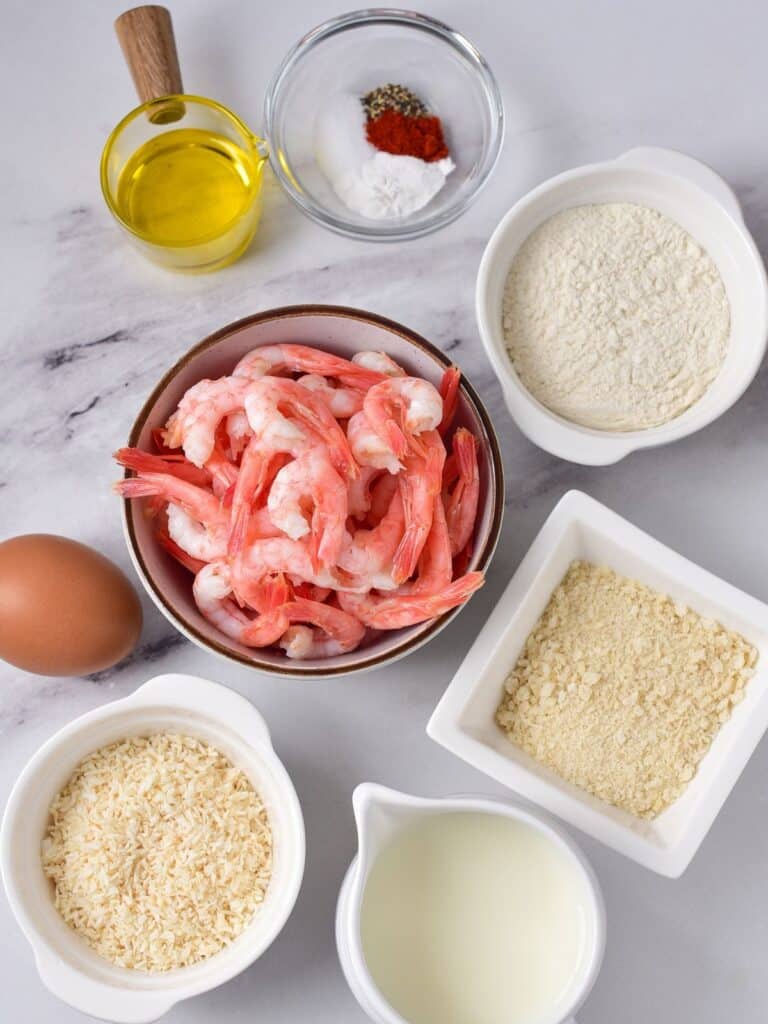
(114, 128, 262, 268)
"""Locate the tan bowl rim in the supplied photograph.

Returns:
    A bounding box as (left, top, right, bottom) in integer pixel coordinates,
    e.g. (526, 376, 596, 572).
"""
(123, 304, 505, 677)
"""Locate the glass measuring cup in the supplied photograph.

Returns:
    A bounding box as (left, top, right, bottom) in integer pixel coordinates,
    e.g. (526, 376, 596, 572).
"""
(101, 95, 268, 272)
(102, 6, 268, 272)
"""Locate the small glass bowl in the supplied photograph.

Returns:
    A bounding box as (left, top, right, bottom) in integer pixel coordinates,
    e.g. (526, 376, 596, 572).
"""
(263, 9, 504, 241)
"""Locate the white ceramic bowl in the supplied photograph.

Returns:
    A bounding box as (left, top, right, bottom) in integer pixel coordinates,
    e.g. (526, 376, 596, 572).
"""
(427, 490, 768, 877)
(476, 147, 768, 465)
(121, 305, 503, 679)
(335, 783, 605, 1024)
(0, 675, 305, 1023)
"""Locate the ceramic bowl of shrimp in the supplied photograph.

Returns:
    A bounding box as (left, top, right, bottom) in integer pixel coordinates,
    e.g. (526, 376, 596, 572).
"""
(119, 305, 504, 678)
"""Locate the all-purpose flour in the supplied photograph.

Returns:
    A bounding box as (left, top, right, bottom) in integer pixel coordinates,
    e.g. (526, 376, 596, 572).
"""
(502, 203, 730, 430)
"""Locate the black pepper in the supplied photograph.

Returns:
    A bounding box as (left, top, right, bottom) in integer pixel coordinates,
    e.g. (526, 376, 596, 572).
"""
(362, 83, 429, 120)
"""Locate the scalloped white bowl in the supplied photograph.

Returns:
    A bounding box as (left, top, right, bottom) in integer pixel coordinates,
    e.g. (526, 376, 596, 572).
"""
(476, 147, 768, 465)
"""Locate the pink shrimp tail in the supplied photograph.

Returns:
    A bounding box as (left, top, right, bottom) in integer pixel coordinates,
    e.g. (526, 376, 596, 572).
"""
(114, 447, 211, 488)
(453, 428, 478, 480)
(418, 571, 484, 618)
(392, 523, 423, 585)
(438, 366, 461, 435)
(114, 477, 161, 499)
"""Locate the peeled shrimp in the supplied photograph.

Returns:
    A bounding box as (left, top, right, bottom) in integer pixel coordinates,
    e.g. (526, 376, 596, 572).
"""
(352, 350, 406, 378)
(363, 377, 443, 459)
(279, 598, 365, 658)
(244, 377, 357, 480)
(338, 572, 484, 629)
(267, 449, 347, 567)
(114, 341, 485, 661)
(242, 536, 367, 592)
(444, 427, 480, 557)
(297, 374, 363, 418)
(116, 472, 229, 557)
(164, 376, 250, 467)
(347, 465, 383, 521)
(347, 412, 402, 475)
(234, 344, 385, 390)
(337, 489, 404, 591)
(193, 561, 288, 647)
(392, 431, 446, 584)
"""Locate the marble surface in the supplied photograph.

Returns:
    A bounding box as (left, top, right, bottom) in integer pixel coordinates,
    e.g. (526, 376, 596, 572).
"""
(2, 0, 768, 1021)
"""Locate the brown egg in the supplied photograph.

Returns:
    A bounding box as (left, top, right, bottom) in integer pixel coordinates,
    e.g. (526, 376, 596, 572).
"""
(0, 534, 143, 676)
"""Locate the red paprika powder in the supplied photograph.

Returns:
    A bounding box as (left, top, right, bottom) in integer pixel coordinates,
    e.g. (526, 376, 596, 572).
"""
(366, 109, 450, 162)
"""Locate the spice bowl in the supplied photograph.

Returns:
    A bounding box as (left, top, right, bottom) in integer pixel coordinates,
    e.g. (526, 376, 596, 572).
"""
(1, 674, 305, 1023)
(476, 147, 768, 464)
(264, 9, 504, 240)
(121, 305, 503, 679)
(427, 490, 768, 877)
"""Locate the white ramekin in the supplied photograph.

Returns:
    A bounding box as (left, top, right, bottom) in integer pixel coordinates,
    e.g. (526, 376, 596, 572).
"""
(0, 674, 305, 1023)
(476, 147, 768, 465)
(335, 783, 605, 1024)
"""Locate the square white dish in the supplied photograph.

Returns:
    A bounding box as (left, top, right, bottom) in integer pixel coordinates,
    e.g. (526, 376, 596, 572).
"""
(427, 490, 768, 877)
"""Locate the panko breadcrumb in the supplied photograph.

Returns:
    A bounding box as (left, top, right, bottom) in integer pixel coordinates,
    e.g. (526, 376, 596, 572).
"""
(496, 561, 758, 818)
(41, 733, 272, 972)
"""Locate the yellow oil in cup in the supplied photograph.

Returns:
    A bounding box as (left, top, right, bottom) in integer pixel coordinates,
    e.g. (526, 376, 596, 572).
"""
(101, 6, 268, 272)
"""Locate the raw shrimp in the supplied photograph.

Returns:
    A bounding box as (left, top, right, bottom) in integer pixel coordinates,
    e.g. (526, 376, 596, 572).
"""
(364, 377, 443, 459)
(164, 376, 250, 467)
(352, 350, 406, 377)
(267, 450, 347, 567)
(338, 572, 484, 629)
(233, 344, 385, 390)
(444, 427, 479, 557)
(392, 431, 446, 584)
(193, 561, 289, 647)
(438, 366, 461, 436)
(347, 412, 402, 474)
(279, 598, 365, 658)
(297, 374, 364, 418)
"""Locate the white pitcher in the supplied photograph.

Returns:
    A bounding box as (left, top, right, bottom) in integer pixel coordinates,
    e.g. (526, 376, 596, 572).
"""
(335, 783, 606, 1024)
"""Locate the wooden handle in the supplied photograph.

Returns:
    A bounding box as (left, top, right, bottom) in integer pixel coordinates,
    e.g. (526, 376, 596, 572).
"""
(115, 6, 184, 123)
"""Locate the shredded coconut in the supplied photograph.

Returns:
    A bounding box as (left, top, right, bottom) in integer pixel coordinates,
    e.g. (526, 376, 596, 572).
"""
(502, 203, 730, 430)
(314, 91, 454, 220)
(496, 561, 757, 818)
(41, 733, 272, 972)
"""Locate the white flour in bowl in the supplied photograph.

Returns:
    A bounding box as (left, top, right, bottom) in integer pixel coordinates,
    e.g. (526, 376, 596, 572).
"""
(502, 203, 730, 430)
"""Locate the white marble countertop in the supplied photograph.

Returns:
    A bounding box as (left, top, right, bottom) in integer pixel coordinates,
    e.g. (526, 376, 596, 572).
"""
(2, 1, 768, 1020)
